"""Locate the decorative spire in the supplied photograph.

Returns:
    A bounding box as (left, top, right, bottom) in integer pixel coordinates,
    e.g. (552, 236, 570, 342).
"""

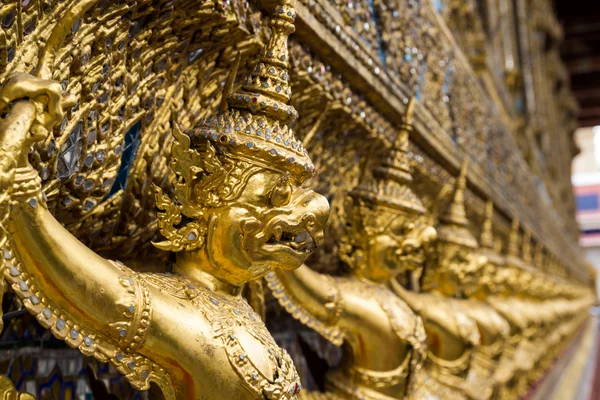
(372, 98, 415, 186)
(226, 0, 297, 123)
(534, 242, 544, 267)
(440, 159, 468, 226)
(480, 200, 494, 249)
(437, 159, 478, 248)
(507, 217, 520, 259)
(191, 0, 313, 181)
(479, 199, 505, 266)
(522, 229, 532, 264)
(350, 98, 425, 214)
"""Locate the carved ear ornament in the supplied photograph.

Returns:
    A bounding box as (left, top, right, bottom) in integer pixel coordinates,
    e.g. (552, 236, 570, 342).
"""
(152, 184, 207, 252)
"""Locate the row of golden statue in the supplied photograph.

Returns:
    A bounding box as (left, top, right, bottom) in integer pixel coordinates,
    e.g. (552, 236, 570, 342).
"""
(0, 0, 594, 399)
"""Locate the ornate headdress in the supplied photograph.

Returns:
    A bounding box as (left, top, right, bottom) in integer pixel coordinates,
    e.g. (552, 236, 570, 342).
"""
(339, 99, 426, 273)
(522, 228, 532, 265)
(506, 217, 521, 260)
(153, 0, 309, 252)
(480, 200, 504, 266)
(189, 0, 312, 182)
(480, 200, 494, 249)
(349, 98, 425, 215)
(436, 159, 478, 249)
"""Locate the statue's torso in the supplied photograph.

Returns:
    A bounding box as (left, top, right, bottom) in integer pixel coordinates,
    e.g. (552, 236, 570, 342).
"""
(486, 296, 527, 341)
(142, 273, 301, 400)
(392, 285, 479, 375)
(267, 269, 427, 400)
(459, 299, 509, 357)
(457, 300, 509, 399)
(329, 278, 427, 399)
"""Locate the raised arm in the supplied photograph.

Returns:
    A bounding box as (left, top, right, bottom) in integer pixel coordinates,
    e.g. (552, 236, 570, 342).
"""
(267, 264, 424, 400)
(265, 265, 346, 345)
(6, 189, 150, 345)
(0, 73, 151, 355)
(266, 265, 408, 356)
(0, 73, 175, 395)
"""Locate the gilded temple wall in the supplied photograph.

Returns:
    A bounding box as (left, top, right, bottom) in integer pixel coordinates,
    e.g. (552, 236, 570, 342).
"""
(0, 0, 595, 398)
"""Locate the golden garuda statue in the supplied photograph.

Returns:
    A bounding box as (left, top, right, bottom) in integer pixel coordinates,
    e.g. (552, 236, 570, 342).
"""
(266, 99, 432, 400)
(0, 0, 330, 398)
(391, 160, 481, 400)
(420, 174, 511, 400)
(0, 0, 595, 398)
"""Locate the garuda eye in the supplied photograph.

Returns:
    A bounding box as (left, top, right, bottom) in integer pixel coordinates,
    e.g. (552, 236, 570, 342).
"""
(270, 173, 293, 207)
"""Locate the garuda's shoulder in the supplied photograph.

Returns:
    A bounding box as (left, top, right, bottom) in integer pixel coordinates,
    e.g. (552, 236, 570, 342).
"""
(139, 272, 193, 300)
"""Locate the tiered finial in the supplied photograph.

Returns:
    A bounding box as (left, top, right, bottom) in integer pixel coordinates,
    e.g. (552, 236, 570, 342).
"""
(372, 98, 415, 186)
(534, 242, 544, 267)
(437, 159, 478, 248)
(226, 0, 297, 123)
(522, 229, 532, 264)
(480, 200, 494, 249)
(191, 0, 313, 181)
(350, 98, 425, 214)
(479, 199, 505, 267)
(507, 217, 520, 258)
(440, 159, 468, 226)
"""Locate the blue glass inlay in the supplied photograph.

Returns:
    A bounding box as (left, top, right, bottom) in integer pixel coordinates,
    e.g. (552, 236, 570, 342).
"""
(367, 0, 386, 65)
(378, 46, 386, 66)
(515, 97, 524, 113)
(442, 64, 453, 94)
(12, 359, 35, 390)
(106, 121, 142, 198)
(37, 371, 62, 397)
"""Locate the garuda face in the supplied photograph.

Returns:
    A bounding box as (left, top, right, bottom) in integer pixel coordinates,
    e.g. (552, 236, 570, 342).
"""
(153, 126, 330, 285)
(343, 201, 436, 282)
(208, 166, 330, 282)
(427, 241, 482, 297)
(463, 262, 496, 298)
(381, 213, 436, 278)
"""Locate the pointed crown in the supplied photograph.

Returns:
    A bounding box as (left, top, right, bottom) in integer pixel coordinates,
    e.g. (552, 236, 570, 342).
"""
(480, 200, 494, 249)
(534, 242, 544, 267)
(152, 0, 310, 252)
(479, 199, 505, 265)
(349, 98, 425, 214)
(507, 217, 521, 258)
(522, 229, 532, 264)
(437, 159, 478, 248)
(189, 0, 313, 181)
